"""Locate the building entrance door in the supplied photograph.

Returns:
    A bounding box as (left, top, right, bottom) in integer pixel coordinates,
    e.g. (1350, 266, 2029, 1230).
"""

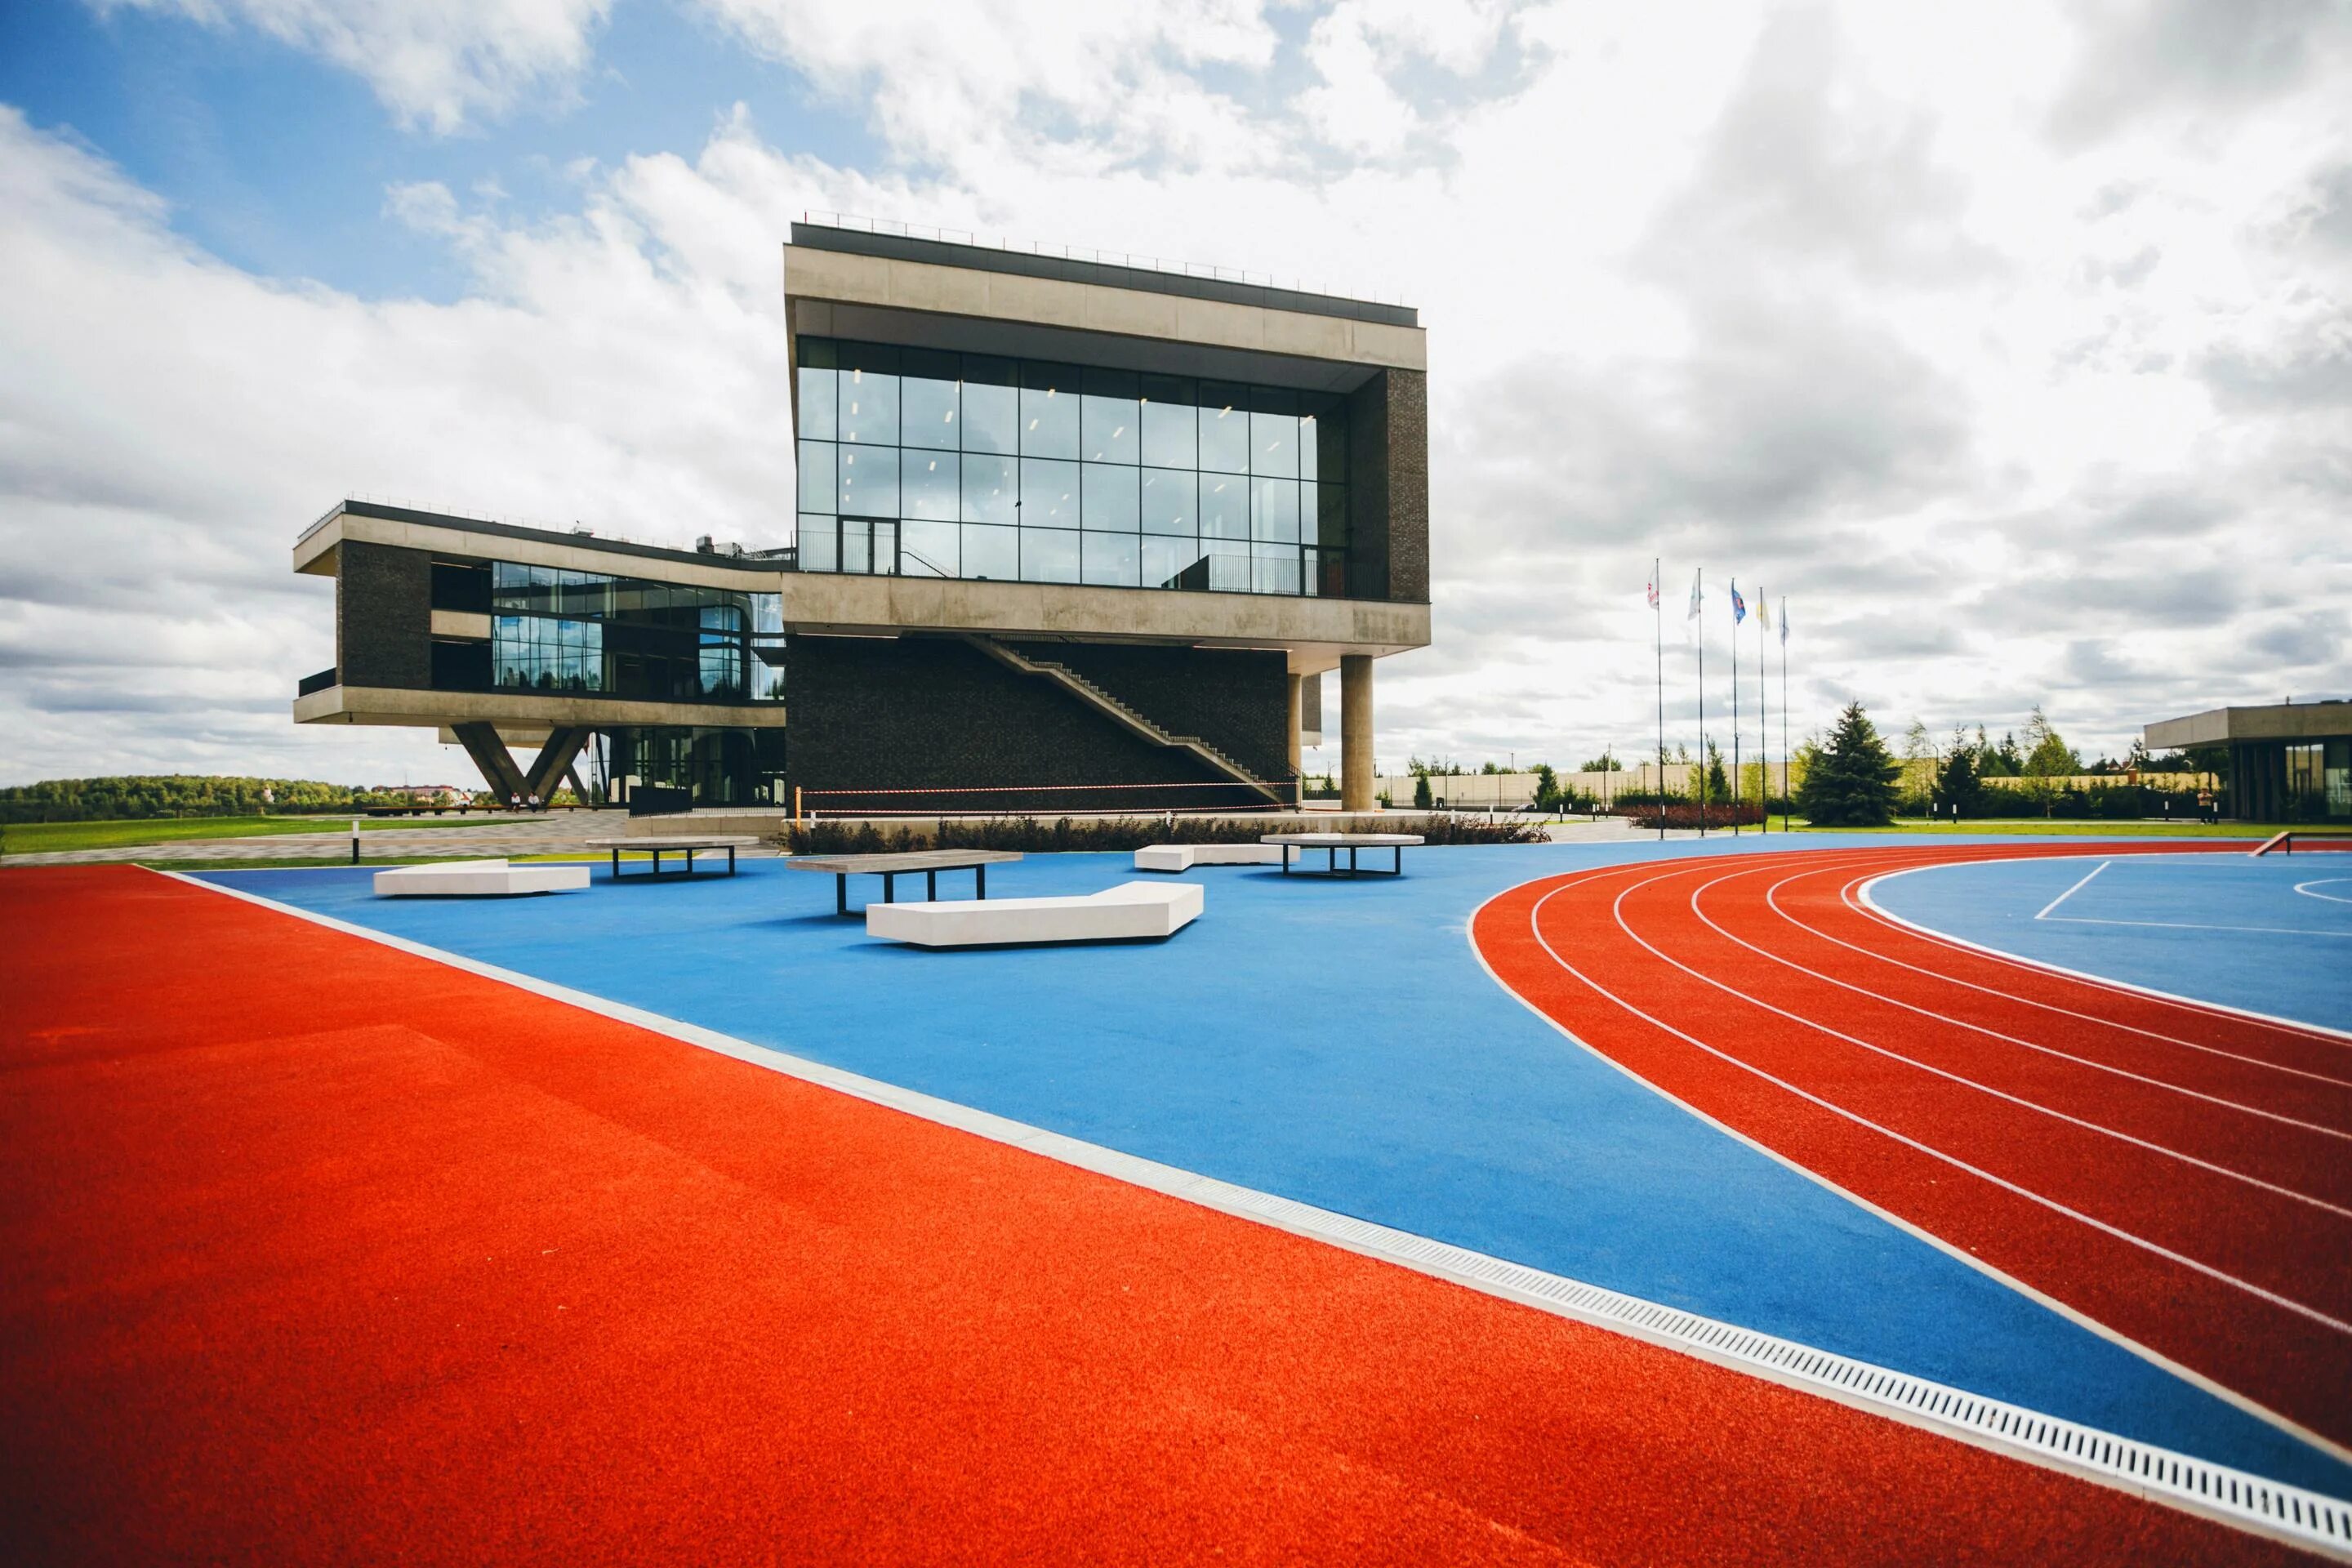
(840, 517, 898, 577)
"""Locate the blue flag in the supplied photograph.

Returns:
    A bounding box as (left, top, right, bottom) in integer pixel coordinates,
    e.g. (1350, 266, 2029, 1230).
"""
(1731, 581, 1747, 625)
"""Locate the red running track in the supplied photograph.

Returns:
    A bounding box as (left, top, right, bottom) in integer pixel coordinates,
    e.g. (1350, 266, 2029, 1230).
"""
(0, 866, 2321, 1565)
(1472, 841, 2352, 1464)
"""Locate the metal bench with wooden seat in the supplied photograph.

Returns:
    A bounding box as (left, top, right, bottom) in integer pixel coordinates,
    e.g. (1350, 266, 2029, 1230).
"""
(586, 836, 761, 880)
(785, 849, 1025, 914)
(1258, 832, 1425, 878)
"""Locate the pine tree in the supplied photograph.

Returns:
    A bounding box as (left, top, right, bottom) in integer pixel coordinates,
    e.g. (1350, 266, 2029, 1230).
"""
(1934, 729, 1987, 818)
(1704, 741, 1730, 805)
(1796, 702, 1902, 826)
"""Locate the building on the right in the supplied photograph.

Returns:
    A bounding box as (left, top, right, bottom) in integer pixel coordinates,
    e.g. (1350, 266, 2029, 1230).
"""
(2144, 699, 2352, 821)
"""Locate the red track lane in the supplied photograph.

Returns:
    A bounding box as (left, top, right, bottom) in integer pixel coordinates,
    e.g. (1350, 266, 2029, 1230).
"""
(1, 869, 2323, 1566)
(1472, 841, 2352, 1463)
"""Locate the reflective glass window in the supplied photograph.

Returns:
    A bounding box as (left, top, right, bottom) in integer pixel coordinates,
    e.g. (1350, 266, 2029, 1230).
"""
(1200, 472, 1248, 540)
(1253, 543, 1302, 596)
(960, 355, 1018, 454)
(962, 453, 1017, 524)
(798, 517, 836, 572)
(902, 449, 958, 520)
(1205, 542, 1252, 592)
(838, 343, 899, 445)
(1139, 468, 1196, 535)
(1021, 362, 1079, 458)
(1139, 374, 1196, 468)
(962, 523, 1018, 580)
(1083, 531, 1139, 587)
(1250, 387, 1298, 477)
(1082, 367, 1139, 464)
(900, 348, 959, 451)
(1020, 528, 1080, 584)
(838, 444, 897, 517)
(798, 440, 836, 514)
(1198, 382, 1248, 474)
(902, 519, 958, 577)
(1081, 462, 1138, 532)
(841, 517, 871, 575)
(1251, 476, 1300, 541)
(1020, 457, 1080, 528)
(1143, 534, 1206, 591)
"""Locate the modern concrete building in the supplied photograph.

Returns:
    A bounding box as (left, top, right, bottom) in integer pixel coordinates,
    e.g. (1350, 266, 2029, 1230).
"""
(2144, 700, 2352, 821)
(292, 220, 1431, 813)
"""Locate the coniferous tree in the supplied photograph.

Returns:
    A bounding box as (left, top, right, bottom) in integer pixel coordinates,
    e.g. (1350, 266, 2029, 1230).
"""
(1704, 741, 1730, 806)
(1934, 729, 1988, 818)
(1796, 702, 1902, 826)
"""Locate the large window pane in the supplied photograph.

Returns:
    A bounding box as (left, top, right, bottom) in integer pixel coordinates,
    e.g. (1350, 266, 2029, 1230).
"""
(1020, 528, 1080, 583)
(1200, 472, 1248, 540)
(838, 343, 899, 445)
(1250, 387, 1298, 477)
(1250, 475, 1299, 541)
(800, 442, 837, 514)
(962, 523, 1018, 580)
(1021, 361, 1079, 458)
(1199, 381, 1248, 473)
(1205, 543, 1252, 592)
(963, 453, 1017, 524)
(960, 355, 1018, 454)
(900, 348, 959, 451)
(1143, 534, 1206, 591)
(902, 519, 958, 577)
(1139, 468, 1196, 535)
(1082, 531, 1140, 587)
(798, 364, 836, 441)
(1019, 457, 1080, 528)
(1139, 374, 1197, 468)
(1082, 367, 1139, 464)
(1253, 542, 1302, 595)
(838, 444, 897, 517)
(902, 449, 958, 519)
(1081, 462, 1138, 532)
(841, 517, 871, 575)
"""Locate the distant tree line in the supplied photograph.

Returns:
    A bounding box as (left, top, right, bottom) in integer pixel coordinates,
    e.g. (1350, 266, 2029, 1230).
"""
(0, 776, 478, 824)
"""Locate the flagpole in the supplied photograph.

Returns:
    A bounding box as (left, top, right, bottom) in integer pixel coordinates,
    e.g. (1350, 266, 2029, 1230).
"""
(1696, 568, 1706, 838)
(1757, 585, 1768, 832)
(1653, 555, 1664, 844)
(1780, 597, 1790, 832)
(1731, 581, 1742, 838)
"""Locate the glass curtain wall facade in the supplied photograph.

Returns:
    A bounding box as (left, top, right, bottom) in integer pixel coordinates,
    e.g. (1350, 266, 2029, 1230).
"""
(795, 338, 1349, 596)
(2283, 740, 2352, 819)
(483, 562, 786, 703)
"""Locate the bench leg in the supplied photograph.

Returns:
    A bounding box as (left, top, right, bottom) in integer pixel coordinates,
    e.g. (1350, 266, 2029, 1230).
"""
(837, 874, 848, 916)
(610, 847, 619, 880)
(884, 871, 897, 904)
(977, 864, 987, 899)
(927, 869, 937, 901)
(728, 846, 737, 875)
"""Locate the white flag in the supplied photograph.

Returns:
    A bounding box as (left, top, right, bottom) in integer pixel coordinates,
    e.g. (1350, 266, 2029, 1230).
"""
(1682, 569, 1703, 644)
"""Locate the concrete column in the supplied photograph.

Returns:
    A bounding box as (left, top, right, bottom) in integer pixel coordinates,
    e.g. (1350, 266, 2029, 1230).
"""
(1340, 654, 1374, 813)
(1286, 674, 1303, 773)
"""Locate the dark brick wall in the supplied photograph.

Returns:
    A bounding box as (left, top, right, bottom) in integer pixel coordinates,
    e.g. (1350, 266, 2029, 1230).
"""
(1342, 368, 1429, 606)
(1009, 641, 1290, 784)
(785, 635, 1273, 813)
(337, 541, 433, 690)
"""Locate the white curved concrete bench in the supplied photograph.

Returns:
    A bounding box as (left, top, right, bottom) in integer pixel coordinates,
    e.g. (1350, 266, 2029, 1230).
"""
(867, 881, 1202, 947)
(1133, 844, 1285, 871)
(372, 859, 590, 898)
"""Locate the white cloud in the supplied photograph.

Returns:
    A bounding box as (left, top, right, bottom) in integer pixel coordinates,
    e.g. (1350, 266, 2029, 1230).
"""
(4, 0, 2350, 791)
(91, 0, 613, 132)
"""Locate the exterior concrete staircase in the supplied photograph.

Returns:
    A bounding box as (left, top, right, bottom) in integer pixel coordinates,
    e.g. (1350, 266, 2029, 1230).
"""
(962, 635, 1287, 806)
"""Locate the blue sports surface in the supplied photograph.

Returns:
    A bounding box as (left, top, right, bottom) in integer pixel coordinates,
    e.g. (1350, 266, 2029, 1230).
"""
(203, 834, 2352, 1497)
(1869, 850, 2352, 1031)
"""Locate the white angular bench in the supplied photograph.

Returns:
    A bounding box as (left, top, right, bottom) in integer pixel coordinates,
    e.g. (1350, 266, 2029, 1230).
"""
(372, 859, 590, 898)
(867, 881, 1202, 948)
(1133, 844, 1285, 872)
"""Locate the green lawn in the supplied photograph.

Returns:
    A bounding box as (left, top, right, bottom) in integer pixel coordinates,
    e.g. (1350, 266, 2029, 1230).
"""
(0, 814, 539, 856)
(1775, 816, 2288, 838)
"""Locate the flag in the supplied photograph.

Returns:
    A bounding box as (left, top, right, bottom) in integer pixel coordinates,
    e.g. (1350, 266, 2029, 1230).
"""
(1646, 568, 1659, 608)
(1686, 570, 1702, 620)
(1756, 589, 1771, 633)
(1731, 581, 1747, 625)
(1779, 599, 1789, 646)
(1683, 569, 1703, 644)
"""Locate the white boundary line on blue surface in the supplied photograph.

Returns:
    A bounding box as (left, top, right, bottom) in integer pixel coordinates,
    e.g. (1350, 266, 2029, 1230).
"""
(2034, 858, 2110, 920)
(156, 866, 2350, 1560)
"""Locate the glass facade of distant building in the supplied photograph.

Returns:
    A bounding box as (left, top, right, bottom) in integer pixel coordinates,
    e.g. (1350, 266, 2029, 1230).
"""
(794, 337, 1350, 595)
(478, 562, 785, 703)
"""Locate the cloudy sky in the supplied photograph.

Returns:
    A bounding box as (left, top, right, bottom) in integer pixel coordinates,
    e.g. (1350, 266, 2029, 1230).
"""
(1, 0, 2346, 788)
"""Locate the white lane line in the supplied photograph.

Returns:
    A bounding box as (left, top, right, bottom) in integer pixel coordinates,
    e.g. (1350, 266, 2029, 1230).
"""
(2300, 880, 2352, 906)
(2037, 859, 2112, 921)
(1763, 870, 2352, 1090)
(1523, 878, 2352, 1339)
(1854, 864, 2352, 1048)
(2044, 916, 2352, 938)
(1606, 860, 2352, 1222)
(1686, 865, 2352, 1143)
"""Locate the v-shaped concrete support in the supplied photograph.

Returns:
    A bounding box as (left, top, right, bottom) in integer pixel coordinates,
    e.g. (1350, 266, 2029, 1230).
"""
(453, 723, 593, 806)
